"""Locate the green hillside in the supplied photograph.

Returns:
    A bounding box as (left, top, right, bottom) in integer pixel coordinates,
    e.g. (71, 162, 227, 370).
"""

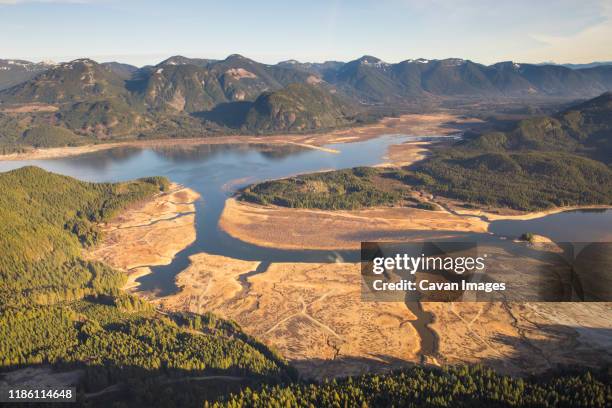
(0, 57, 345, 149)
(0, 167, 293, 406)
(57, 98, 150, 138)
(240, 167, 402, 209)
(141, 63, 228, 112)
(238, 93, 612, 211)
(242, 83, 354, 132)
(407, 150, 612, 210)
(408, 92, 612, 209)
(2, 55, 612, 150)
(464, 92, 612, 162)
(200, 83, 356, 132)
(21, 125, 84, 147)
(0, 166, 169, 305)
(211, 365, 610, 408)
(0, 59, 52, 91)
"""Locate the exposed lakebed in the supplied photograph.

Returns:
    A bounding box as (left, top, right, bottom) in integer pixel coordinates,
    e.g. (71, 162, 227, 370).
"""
(1, 135, 611, 361)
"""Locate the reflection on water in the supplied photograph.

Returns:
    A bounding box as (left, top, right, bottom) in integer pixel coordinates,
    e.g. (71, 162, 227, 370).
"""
(2, 136, 610, 359)
(61, 147, 143, 171)
(151, 143, 309, 163)
(0, 136, 610, 296)
(0, 135, 415, 294)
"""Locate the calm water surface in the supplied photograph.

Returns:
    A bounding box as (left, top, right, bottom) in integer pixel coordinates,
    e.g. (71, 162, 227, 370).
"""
(1, 136, 610, 295)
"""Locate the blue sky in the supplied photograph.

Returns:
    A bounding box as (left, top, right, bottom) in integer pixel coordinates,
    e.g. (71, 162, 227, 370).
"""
(1, 0, 611, 66)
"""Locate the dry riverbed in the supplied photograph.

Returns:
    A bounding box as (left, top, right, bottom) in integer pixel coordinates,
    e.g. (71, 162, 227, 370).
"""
(82, 116, 610, 379)
(87, 183, 200, 290)
(155, 254, 421, 379)
(425, 301, 612, 375)
(89, 181, 612, 379)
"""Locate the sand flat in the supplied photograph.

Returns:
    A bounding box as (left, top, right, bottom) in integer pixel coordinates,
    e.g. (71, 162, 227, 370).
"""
(424, 302, 612, 375)
(219, 198, 489, 250)
(87, 184, 200, 288)
(157, 254, 421, 379)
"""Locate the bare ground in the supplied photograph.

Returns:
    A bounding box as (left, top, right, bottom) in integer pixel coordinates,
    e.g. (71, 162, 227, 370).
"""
(155, 254, 420, 379)
(87, 184, 200, 290)
(87, 182, 612, 380)
(424, 302, 612, 376)
(219, 198, 489, 250)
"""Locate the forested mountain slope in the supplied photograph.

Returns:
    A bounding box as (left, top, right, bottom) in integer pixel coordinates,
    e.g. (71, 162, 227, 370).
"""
(0, 167, 293, 406)
(239, 93, 612, 212)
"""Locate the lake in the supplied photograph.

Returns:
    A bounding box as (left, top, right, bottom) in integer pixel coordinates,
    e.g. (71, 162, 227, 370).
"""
(1, 135, 610, 296)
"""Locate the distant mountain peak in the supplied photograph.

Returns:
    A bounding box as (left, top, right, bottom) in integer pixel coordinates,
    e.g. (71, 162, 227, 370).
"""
(494, 61, 522, 70)
(159, 55, 191, 65)
(156, 55, 217, 69)
(225, 54, 248, 61)
(68, 58, 98, 65)
(402, 58, 431, 64)
(356, 55, 383, 65)
(280, 59, 300, 65)
(441, 58, 467, 66)
(353, 56, 391, 69)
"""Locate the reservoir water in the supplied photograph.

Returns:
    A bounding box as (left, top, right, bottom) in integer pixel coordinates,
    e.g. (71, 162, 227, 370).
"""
(0, 135, 423, 294)
(1, 136, 610, 357)
(1, 136, 610, 292)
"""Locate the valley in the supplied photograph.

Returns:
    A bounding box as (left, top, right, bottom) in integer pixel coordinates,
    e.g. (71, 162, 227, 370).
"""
(1, 52, 611, 407)
(73, 119, 610, 383)
(1, 53, 612, 157)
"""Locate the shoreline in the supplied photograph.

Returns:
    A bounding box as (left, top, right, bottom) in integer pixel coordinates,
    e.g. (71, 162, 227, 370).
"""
(218, 198, 489, 251)
(88, 179, 612, 378)
(0, 112, 468, 162)
(155, 254, 422, 379)
(87, 183, 201, 292)
(219, 198, 611, 251)
(480, 205, 612, 222)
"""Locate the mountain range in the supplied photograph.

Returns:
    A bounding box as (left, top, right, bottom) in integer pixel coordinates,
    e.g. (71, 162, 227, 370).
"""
(3, 54, 612, 102)
(1, 54, 612, 150)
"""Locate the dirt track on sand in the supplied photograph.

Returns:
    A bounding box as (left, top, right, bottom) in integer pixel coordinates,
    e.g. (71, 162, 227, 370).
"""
(155, 254, 421, 379)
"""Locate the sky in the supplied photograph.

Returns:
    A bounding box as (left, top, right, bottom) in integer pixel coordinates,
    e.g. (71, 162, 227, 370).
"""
(1, 0, 611, 66)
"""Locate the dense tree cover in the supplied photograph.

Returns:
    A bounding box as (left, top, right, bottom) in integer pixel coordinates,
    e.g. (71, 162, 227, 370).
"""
(240, 94, 612, 212)
(401, 92, 612, 210)
(402, 149, 612, 211)
(1, 162, 608, 406)
(0, 166, 169, 306)
(243, 147, 611, 212)
(57, 99, 149, 138)
(21, 125, 85, 147)
(240, 167, 403, 210)
(0, 167, 294, 406)
(242, 83, 354, 132)
(210, 365, 610, 408)
(0, 300, 293, 394)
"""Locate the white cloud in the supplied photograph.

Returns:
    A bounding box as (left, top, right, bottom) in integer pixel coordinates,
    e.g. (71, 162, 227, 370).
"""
(523, 1, 612, 63)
